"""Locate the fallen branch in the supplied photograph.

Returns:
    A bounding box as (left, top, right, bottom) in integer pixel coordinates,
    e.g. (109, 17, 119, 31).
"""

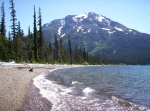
(28, 66, 33, 72)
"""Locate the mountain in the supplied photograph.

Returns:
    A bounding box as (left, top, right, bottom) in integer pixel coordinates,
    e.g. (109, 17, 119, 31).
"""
(43, 12, 150, 63)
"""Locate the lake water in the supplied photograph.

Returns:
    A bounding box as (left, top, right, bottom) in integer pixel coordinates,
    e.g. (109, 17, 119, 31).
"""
(34, 66, 150, 111)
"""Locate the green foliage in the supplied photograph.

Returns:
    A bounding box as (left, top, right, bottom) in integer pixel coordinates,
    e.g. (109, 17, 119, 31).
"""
(38, 7, 44, 48)
(9, 0, 17, 40)
(82, 62, 89, 65)
(0, 1, 6, 37)
(0, 34, 8, 61)
(54, 61, 59, 64)
(33, 6, 39, 62)
(53, 35, 59, 61)
(68, 35, 72, 64)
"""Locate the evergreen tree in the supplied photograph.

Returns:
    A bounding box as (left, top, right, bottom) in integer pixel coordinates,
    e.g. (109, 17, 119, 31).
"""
(45, 40, 53, 63)
(0, 1, 6, 36)
(15, 21, 22, 62)
(78, 48, 84, 64)
(38, 7, 44, 48)
(27, 26, 34, 62)
(38, 7, 45, 62)
(75, 44, 79, 64)
(0, 35, 8, 61)
(83, 48, 87, 61)
(49, 40, 52, 52)
(9, 0, 17, 40)
(68, 35, 72, 64)
(7, 31, 13, 60)
(53, 35, 59, 62)
(59, 37, 66, 63)
(0, 1, 7, 61)
(33, 6, 39, 62)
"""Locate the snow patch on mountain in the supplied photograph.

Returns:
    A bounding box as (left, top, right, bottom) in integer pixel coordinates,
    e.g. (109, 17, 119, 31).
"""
(129, 29, 132, 32)
(108, 31, 113, 34)
(115, 26, 124, 31)
(88, 29, 91, 33)
(84, 32, 86, 34)
(102, 28, 110, 31)
(60, 19, 65, 26)
(96, 15, 105, 22)
(106, 20, 111, 26)
(77, 26, 83, 32)
(45, 23, 49, 27)
(73, 13, 88, 22)
(61, 34, 66, 38)
(58, 20, 65, 35)
(58, 27, 62, 35)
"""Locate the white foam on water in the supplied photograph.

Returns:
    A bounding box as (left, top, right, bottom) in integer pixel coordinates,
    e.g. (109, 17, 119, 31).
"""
(33, 69, 150, 111)
(83, 87, 95, 94)
(71, 81, 79, 85)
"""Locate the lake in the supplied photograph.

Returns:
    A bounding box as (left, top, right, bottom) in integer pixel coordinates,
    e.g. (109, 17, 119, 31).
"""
(34, 66, 150, 111)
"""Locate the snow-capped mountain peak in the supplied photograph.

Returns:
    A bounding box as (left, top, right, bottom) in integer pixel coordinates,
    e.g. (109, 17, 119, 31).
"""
(43, 12, 140, 38)
(42, 12, 150, 62)
(73, 13, 88, 22)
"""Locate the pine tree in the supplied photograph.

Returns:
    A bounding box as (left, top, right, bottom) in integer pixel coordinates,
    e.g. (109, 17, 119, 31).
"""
(33, 6, 39, 62)
(9, 0, 17, 40)
(53, 35, 59, 62)
(45, 40, 53, 63)
(68, 35, 72, 64)
(0, 1, 7, 61)
(27, 26, 34, 62)
(0, 35, 8, 61)
(38, 7, 45, 62)
(75, 44, 79, 64)
(49, 40, 52, 52)
(15, 21, 22, 62)
(7, 31, 14, 60)
(59, 37, 65, 63)
(83, 48, 86, 61)
(38, 7, 44, 48)
(0, 1, 6, 36)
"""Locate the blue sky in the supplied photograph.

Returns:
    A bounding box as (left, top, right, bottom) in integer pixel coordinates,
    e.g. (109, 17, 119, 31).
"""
(1, 0, 150, 35)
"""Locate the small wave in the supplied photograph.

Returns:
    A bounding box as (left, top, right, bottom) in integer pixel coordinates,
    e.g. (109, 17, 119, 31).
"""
(33, 69, 150, 111)
(83, 87, 95, 94)
(71, 81, 79, 85)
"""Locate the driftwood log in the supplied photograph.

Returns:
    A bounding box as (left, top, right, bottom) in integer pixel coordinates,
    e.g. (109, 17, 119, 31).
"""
(17, 65, 33, 72)
(28, 66, 33, 72)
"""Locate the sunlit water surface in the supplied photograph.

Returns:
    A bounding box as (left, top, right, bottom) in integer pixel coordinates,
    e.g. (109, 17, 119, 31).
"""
(34, 66, 150, 111)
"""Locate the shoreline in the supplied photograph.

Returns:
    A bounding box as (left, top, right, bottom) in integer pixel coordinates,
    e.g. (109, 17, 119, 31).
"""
(1, 64, 150, 110)
(0, 63, 81, 111)
(22, 66, 81, 111)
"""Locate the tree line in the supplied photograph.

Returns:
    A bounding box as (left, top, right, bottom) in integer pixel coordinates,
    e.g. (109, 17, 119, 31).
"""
(0, 0, 94, 65)
(1, 0, 145, 65)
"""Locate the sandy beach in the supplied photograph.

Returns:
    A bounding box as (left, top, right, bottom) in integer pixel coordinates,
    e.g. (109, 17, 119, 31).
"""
(0, 63, 74, 111)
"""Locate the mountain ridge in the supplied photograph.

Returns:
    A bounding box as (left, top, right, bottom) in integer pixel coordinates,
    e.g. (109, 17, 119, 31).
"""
(42, 12, 150, 63)
(43, 12, 142, 36)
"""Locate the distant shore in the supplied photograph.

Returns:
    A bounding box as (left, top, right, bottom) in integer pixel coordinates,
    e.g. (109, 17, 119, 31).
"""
(0, 63, 79, 111)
